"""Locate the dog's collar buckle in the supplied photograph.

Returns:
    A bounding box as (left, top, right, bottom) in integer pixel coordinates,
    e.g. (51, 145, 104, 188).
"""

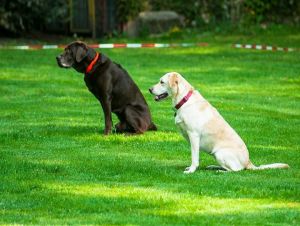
(175, 90, 193, 110)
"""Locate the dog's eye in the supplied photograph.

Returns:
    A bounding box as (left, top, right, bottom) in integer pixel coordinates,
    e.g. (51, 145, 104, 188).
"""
(160, 80, 164, 84)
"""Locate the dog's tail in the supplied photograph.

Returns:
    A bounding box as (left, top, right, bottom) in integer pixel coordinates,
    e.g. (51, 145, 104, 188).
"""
(246, 161, 289, 170)
(148, 122, 157, 131)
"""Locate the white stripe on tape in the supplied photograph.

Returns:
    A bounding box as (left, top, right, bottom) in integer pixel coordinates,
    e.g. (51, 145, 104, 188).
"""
(99, 44, 114, 48)
(15, 46, 29, 49)
(181, 43, 194, 47)
(154, 43, 170, 48)
(43, 45, 58, 49)
(127, 43, 142, 48)
(266, 46, 273, 50)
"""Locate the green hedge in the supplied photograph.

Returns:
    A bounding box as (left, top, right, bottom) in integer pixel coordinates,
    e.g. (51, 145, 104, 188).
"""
(116, 0, 147, 27)
(150, 0, 300, 27)
(0, 0, 68, 34)
(1, 0, 298, 35)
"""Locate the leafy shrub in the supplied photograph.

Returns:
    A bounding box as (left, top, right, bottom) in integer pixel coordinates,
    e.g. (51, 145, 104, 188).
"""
(149, 0, 300, 27)
(0, 0, 298, 36)
(0, 0, 68, 35)
(116, 0, 148, 29)
(243, 0, 300, 25)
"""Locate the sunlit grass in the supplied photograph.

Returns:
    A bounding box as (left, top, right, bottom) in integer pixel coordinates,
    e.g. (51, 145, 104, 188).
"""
(0, 37, 299, 225)
(47, 182, 299, 213)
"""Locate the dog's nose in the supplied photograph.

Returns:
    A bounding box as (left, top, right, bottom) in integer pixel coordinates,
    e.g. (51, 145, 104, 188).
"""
(149, 87, 153, 94)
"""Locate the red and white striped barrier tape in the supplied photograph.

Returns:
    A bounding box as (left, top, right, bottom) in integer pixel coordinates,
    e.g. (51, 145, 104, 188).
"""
(1, 42, 297, 52)
(0, 42, 208, 50)
(232, 43, 297, 52)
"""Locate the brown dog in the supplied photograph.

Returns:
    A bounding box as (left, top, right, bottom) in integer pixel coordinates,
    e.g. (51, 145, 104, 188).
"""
(56, 41, 157, 135)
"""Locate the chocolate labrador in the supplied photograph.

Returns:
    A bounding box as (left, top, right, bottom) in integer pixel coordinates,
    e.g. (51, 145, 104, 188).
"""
(56, 41, 157, 135)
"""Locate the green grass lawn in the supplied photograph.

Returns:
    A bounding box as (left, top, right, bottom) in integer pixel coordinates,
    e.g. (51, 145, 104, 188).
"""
(0, 35, 300, 225)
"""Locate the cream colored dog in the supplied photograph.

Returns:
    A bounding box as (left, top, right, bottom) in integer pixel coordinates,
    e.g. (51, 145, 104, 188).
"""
(149, 72, 289, 174)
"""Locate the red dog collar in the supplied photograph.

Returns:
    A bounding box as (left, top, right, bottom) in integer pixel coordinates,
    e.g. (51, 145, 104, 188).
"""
(175, 90, 193, 110)
(86, 52, 99, 74)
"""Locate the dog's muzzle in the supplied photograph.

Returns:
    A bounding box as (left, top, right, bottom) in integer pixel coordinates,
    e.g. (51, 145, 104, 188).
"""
(154, 93, 168, 101)
(56, 55, 72, 68)
(56, 56, 63, 67)
(149, 88, 169, 101)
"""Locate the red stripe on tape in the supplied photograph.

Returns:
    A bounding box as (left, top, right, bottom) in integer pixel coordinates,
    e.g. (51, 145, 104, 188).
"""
(113, 43, 127, 48)
(141, 43, 155, 48)
(88, 44, 100, 48)
(197, 42, 208, 46)
(30, 45, 43, 49)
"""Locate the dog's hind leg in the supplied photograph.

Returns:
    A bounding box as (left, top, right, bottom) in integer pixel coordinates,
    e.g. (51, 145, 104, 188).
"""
(115, 121, 134, 133)
(114, 113, 130, 133)
(214, 150, 245, 172)
(124, 106, 149, 134)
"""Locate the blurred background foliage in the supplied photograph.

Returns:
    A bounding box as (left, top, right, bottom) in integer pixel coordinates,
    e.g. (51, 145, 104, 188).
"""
(115, 0, 147, 28)
(150, 0, 299, 27)
(0, 0, 68, 35)
(0, 0, 299, 36)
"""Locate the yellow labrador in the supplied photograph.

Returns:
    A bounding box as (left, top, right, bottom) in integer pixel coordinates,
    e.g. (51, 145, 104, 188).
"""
(149, 72, 289, 173)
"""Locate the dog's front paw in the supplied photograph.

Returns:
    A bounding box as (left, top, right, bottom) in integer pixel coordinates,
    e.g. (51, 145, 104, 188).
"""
(103, 128, 112, 135)
(184, 165, 197, 174)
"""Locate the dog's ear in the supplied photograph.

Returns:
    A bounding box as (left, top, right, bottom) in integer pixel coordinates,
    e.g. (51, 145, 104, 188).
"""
(169, 73, 179, 88)
(168, 73, 180, 96)
(75, 45, 88, 63)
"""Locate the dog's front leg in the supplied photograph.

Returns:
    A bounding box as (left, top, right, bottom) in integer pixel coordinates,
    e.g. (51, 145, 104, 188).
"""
(99, 97, 112, 135)
(184, 132, 200, 174)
